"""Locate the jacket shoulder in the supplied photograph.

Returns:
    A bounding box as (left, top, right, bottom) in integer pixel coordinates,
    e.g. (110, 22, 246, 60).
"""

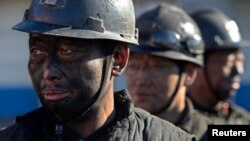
(0, 108, 45, 141)
(189, 110, 213, 140)
(0, 121, 25, 141)
(228, 104, 250, 124)
(134, 108, 196, 141)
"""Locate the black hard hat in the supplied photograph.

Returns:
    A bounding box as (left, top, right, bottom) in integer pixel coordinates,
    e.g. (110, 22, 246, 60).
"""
(130, 3, 204, 66)
(191, 8, 250, 52)
(13, 0, 138, 45)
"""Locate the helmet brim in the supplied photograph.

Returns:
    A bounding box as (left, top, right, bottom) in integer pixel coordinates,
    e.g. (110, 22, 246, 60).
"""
(206, 40, 250, 52)
(13, 20, 68, 33)
(13, 20, 139, 45)
(129, 45, 203, 66)
(222, 41, 250, 48)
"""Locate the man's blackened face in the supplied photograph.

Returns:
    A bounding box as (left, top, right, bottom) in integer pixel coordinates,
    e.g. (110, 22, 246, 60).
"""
(28, 34, 109, 120)
(126, 53, 180, 113)
(206, 50, 245, 100)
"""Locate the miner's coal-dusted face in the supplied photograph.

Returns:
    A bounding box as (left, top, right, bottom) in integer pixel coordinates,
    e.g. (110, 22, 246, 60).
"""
(205, 49, 244, 100)
(28, 33, 113, 119)
(126, 53, 181, 113)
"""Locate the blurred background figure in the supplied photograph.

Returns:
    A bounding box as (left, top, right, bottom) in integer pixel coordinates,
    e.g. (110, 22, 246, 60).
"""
(189, 8, 250, 124)
(128, 0, 250, 111)
(126, 3, 214, 140)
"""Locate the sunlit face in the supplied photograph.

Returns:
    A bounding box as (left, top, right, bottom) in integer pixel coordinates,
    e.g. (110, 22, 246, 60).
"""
(28, 33, 111, 120)
(205, 50, 244, 100)
(126, 53, 180, 113)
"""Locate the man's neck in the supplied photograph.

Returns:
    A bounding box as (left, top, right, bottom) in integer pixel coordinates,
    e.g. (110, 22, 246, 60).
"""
(189, 81, 218, 109)
(158, 90, 186, 124)
(190, 90, 218, 109)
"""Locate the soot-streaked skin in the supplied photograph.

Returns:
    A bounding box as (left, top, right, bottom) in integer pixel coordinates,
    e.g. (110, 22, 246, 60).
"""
(205, 50, 244, 100)
(126, 53, 181, 114)
(28, 33, 111, 121)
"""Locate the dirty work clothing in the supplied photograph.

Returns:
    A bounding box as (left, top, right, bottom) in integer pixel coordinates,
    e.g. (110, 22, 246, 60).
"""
(176, 98, 213, 141)
(191, 98, 250, 124)
(0, 90, 196, 141)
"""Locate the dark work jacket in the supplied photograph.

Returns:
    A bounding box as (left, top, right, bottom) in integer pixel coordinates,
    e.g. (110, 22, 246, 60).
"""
(192, 99, 250, 124)
(226, 103, 250, 124)
(0, 90, 195, 141)
(175, 98, 213, 141)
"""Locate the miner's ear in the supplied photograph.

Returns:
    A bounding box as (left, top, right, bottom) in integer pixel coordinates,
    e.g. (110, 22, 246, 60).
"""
(184, 63, 198, 86)
(112, 43, 130, 76)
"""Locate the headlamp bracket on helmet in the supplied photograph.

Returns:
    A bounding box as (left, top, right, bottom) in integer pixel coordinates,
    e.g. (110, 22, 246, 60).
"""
(40, 0, 67, 8)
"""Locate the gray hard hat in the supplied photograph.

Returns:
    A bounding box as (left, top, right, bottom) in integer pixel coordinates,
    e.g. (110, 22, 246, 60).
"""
(130, 3, 204, 66)
(191, 8, 250, 53)
(13, 0, 138, 45)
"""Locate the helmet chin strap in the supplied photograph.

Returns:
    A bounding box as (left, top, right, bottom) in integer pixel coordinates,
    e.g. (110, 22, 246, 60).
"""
(152, 62, 185, 115)
(42, 54, 113, 141)
(64, 55, 113, 123)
